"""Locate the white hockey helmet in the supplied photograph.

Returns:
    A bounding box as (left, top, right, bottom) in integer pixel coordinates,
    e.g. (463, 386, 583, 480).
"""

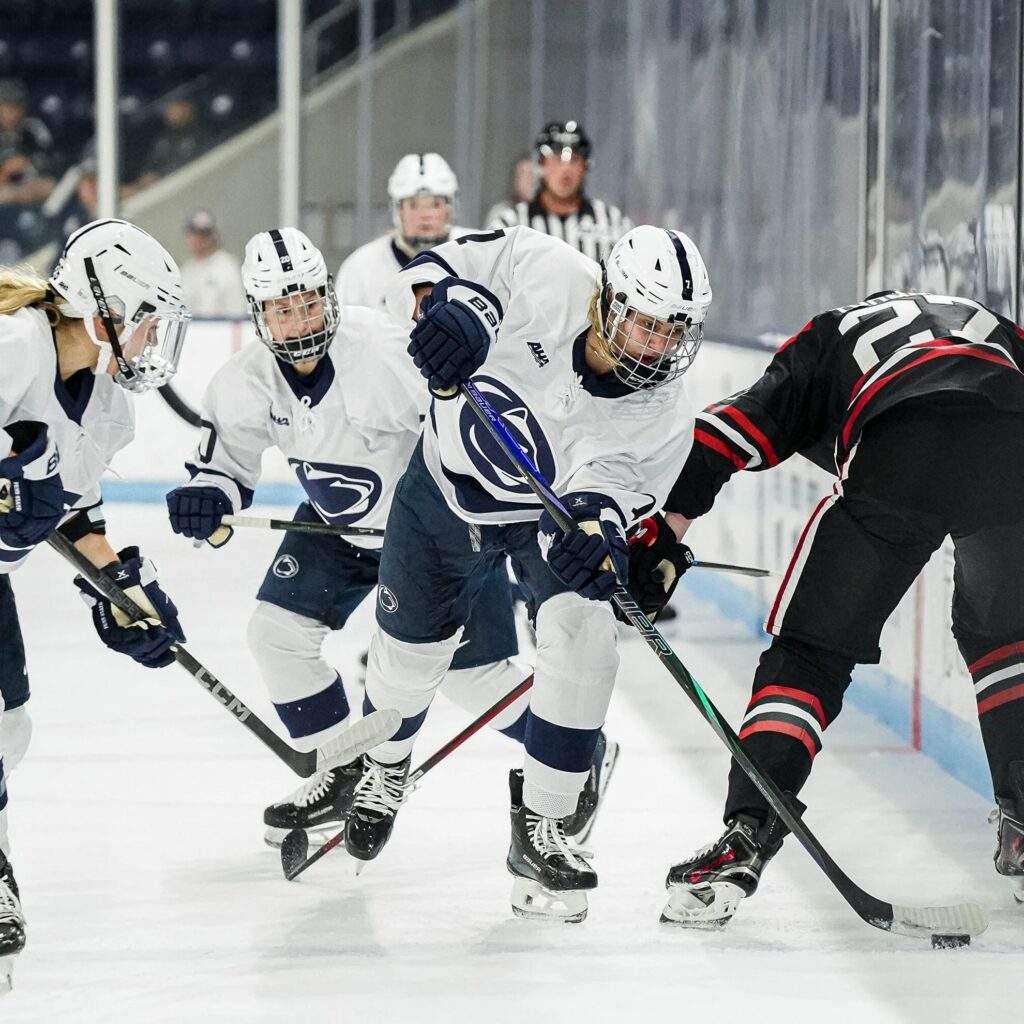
(48, 218, 191, 393)
(387, 153, 458, 250)
(242, 227, 339, 364)
(599, 225, 712, 391)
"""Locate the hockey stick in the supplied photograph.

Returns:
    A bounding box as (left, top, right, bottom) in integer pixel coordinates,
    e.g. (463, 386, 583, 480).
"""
(46, 530, 400, 778)
(456, 378, 987, 943)
(221, 515, 385, 539)
(281, 673, 536, 880)
(691, 559, 773, 578)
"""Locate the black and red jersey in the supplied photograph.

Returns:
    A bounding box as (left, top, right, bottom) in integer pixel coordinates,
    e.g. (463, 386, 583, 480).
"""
(667, 291, 1024, 518)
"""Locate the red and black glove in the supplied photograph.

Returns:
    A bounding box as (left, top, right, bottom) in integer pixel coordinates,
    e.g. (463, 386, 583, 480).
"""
(622, 512, 694, 621)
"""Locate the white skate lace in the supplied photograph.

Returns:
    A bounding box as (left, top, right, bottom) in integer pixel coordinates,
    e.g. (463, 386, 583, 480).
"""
(297, 395, 315, 434)
(528, 814, 593, 871)
(0, 879, 22, 925)
(353, 761, 407, 817)
(282, 770, 335, 808)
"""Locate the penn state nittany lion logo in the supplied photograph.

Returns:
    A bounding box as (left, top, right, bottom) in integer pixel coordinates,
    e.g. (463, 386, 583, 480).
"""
(273, 554, 299, 579)
(458, 376, 556, 497)
(288, 459, 383, 524)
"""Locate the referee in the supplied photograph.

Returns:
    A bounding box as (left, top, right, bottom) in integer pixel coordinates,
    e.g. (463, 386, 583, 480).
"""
(486, 120, 631, 262)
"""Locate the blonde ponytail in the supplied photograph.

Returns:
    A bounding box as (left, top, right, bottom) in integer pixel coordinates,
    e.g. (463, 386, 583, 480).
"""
(0, 267, 64, 325)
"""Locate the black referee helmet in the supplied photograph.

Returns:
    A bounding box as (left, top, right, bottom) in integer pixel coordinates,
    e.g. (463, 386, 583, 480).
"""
(534, 120, 592, 162)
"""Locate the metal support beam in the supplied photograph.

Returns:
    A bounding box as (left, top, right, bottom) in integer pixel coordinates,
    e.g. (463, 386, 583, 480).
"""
(279, 0, 303, 228)
(355, 0, 375, 245)
(95, 0, 119, 218)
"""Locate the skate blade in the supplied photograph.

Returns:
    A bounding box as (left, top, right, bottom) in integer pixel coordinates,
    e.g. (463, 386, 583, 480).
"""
(0, 956, 12, 996)
(264, 825, 338, 849)
(660, 881, 744, 929)
(511, 876, 588, 923)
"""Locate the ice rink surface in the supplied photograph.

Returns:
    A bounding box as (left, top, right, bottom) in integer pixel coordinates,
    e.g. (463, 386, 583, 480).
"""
(3, 504, 1023, 1023)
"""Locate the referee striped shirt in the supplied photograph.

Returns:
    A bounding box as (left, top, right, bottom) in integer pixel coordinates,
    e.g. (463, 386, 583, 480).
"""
(485, 195, 632, 262)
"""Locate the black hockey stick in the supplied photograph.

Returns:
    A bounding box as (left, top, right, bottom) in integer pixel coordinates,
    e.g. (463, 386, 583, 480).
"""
(222, 515, 385, 539)
(456, 378, 987, 943)
(47, 531, 399, 778)
(281, 674, 535, 880)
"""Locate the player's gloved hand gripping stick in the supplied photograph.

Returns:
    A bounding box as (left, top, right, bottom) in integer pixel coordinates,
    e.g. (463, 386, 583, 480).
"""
(47, 530, 399, 778)
(453, 377, 987, 945)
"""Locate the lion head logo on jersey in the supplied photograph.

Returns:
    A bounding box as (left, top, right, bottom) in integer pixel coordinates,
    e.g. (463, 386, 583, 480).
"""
(289, 459, 384, 524)
(457, 376, 556, 498)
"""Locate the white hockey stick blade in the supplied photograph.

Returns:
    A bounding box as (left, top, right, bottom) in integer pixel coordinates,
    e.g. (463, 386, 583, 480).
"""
(314, 709, 401, 772)
(888, 900, 989, 940)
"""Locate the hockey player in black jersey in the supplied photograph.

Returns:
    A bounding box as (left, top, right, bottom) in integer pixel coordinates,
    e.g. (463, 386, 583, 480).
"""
(627, 290, 1024, 927)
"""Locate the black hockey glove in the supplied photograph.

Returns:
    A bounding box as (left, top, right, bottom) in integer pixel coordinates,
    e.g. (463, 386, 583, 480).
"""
(166, 484, 233, 545)
(0, 421, 65, 548)
(408, 276, 499, 398)
(74, 547, 185, 669)
(538, 493, 629, 602)
(618, 513, 694, 622)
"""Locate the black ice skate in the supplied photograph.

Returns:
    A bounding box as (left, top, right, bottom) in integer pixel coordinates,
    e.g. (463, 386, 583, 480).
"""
(0, 851, 25, 994)
(506, 769, 597, 923)
(660, 812, 788, 929)
(344, 756, 410, 864)
(991, 764, 1024, 904)
(263, 757, 364, 848)
(562, 731, 619, 844)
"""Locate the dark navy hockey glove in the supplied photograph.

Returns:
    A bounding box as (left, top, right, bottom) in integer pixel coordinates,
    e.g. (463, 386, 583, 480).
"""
(619, 512, 694, 622)
(166, 485, 232, 542)
(538, 492, 629, 602)
(74, 547, 185, 669)
(408, 277, 499, 397)
(0, 421, 65, 548)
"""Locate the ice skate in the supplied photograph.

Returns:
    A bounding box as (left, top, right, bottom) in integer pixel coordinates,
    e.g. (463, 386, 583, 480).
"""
(991, 768, 1024, 904)
(263, 757, 363, 848)
(661, 813, 784, 929)
(562, 731, 619, 844)
(506, 769, 596, 923)
(344, 756, 410, 863)
(0, 853, 25, 995)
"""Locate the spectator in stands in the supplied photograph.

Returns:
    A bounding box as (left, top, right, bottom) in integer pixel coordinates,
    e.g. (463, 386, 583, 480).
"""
(0, 79, 56, 204)
(486, 120, 631, 262)
(180, 209, 245, 317)
(133, 97, 207, 190)
(56, 159, 99, 240)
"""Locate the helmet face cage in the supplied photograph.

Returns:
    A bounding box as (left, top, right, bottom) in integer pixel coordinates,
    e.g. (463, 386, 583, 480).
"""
(250, 280, 340, 365)
(110, 304, 192, 392)
(601, 289, 703, 391)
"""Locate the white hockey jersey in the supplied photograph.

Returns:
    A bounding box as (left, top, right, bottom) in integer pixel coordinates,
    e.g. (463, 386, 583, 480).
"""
(184, 305, 425, 550)
(386, 226, 694, 528)
(0, 306, 134, 571)
(335, 227, 473, 310)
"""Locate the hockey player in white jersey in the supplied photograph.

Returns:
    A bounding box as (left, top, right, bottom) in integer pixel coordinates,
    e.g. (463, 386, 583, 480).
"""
(0, 218, 191, 989)
(346, 224, 711, 922)
(335, 153, 472, 309)
(166, 228, 533, 848)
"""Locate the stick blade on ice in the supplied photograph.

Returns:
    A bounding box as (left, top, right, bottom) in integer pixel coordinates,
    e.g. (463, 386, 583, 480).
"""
(314, 709, 400, 772)
(887, 900, 989, 940)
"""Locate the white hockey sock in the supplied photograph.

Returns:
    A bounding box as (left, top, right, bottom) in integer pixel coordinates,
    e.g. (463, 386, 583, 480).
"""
(365, 626, 463, 764)
(440, 658, 532, 733)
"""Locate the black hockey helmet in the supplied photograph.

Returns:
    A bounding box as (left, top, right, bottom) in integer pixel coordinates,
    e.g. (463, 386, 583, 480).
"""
(534, 120, 591, 162)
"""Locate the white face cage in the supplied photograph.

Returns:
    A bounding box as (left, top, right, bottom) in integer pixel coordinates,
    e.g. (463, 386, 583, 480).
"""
(86, 294, 192, 393)
(250, 283, 340, 365)
(601, 289, 703, 391)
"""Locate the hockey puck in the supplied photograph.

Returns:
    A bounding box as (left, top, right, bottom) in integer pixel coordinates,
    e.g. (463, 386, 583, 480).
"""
(280, 829, 309, 879)
(931, 933, 970, 949)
